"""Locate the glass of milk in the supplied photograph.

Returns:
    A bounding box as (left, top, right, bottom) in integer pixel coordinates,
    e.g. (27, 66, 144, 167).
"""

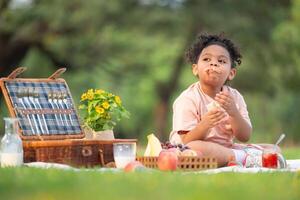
(0, 117, 23, 167)
(113, 142, 136, 168)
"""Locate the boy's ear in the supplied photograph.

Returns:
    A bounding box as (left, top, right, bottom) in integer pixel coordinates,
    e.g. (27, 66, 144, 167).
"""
(228, 68, 237, 81)
(192, 64, 198, 76)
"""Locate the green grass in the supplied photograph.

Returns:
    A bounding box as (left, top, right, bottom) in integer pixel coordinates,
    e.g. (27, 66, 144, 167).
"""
(282, 147, 300, 159)
(0, 168, 299, 200)
(0, 147, 300, 200)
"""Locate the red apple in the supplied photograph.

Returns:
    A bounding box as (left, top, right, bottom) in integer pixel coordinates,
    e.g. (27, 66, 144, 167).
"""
(157, 150, 178, 171)
(124, 161, 145, 172)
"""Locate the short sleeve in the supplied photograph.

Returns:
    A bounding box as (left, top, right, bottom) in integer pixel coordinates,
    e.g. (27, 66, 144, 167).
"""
(172, 95, 200, 133)
(235, 92, 252, 127)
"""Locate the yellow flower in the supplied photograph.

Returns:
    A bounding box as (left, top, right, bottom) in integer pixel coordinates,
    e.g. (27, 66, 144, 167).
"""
(95, 106, 105, 114)
(95, 89, 104, 95)
(87, 93, 94, 100)
(102, 101, 110, 109)
(115, 96, 121, 105)
(79, 88, 129, 131)
(81, 93, 87, 101)
(87, 89, 94, 95)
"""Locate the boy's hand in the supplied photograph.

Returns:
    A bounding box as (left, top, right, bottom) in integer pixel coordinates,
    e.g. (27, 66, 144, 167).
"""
(200, 108, 227, 130)
(215, 91, 238, 117)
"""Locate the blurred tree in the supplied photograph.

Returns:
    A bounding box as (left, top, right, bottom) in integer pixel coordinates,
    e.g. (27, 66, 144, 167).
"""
(272, 0, 300, 142)
(273, 0, 300, 91)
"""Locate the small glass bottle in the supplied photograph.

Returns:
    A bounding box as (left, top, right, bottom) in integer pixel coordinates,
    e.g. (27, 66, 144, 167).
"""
(0, 117, 23, 167)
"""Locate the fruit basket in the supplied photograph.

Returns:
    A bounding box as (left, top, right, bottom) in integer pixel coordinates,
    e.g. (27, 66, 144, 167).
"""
(137, 156, 217, 171)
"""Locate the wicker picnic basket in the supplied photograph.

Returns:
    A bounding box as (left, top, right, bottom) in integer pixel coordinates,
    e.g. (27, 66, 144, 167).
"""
(137, 156, 217, 171)
(0, 67, 137, 167)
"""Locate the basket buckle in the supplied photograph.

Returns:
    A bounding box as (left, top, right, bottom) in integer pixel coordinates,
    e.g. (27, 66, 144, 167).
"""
(81, 146, 93, 157)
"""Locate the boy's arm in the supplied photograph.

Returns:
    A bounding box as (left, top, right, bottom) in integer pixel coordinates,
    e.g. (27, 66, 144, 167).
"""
(180, 125, 207, 144)
(180, 109, 227, 144)
(228, 111, 252, 142)
(215, 91, 252, 142)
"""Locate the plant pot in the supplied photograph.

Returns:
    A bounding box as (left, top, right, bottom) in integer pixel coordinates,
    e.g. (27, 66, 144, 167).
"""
(83, 126, 94, 139)
(93, 130, 115, 140)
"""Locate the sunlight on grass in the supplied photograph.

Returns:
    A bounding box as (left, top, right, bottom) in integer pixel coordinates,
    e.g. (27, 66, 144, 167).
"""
(0, 168, 299, 200)
(0, 147, 299, 200)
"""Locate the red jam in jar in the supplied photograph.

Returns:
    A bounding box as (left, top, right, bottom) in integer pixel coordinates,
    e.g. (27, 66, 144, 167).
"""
(262, 152, 278, 168)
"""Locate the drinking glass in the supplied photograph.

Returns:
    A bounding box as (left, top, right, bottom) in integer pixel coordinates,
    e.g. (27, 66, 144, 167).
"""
(262, 148, 278, 168)
(113, 142, 136, 168)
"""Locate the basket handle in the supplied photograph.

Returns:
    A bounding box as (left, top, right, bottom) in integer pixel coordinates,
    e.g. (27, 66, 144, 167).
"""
(99, 149, 105, 166)
(48, 68, 67, 80)
(7, 67, 27, 79)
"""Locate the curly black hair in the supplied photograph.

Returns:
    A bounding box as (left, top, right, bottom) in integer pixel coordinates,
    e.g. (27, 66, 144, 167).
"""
(185, 33, 242, 68)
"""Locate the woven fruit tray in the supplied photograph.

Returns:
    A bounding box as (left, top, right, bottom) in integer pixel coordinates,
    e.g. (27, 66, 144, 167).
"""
(137, 156, 217, 171)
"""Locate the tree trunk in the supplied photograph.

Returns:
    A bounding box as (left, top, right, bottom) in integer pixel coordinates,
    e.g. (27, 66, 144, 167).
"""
(154, 25, 202, 141)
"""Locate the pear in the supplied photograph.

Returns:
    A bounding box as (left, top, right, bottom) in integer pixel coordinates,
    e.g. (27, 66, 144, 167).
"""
(144, 134, 162, 157)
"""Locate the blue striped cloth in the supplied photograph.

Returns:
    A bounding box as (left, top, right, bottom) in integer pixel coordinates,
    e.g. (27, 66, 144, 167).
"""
(5, 81, 82, 136)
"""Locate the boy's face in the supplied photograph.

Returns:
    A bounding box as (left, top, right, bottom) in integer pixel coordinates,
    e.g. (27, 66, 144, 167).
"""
(192, 44, 236, 87)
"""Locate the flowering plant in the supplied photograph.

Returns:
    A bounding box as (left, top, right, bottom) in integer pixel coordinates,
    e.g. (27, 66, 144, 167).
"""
(79, 89, 130, 131)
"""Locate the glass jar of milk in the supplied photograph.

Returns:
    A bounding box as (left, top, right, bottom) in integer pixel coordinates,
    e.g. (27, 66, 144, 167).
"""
(0, 118, 23, 167)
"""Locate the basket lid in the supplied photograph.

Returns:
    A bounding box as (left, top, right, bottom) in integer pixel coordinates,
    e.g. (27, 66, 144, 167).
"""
(0, 67, 85, 140)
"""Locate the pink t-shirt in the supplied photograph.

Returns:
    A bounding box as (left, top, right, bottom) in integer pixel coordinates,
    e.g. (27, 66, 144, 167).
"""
(169, 82, 252, 148)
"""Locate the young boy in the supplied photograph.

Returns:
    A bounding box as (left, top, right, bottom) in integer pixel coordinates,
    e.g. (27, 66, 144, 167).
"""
(170, 33, 283, 167)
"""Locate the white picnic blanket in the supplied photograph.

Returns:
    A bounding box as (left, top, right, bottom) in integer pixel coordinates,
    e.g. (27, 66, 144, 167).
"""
(24, 162, 75, 170)
(193, 159, 300, 174)
(24, 159, 300, 173)
(24, 162, 120, 172)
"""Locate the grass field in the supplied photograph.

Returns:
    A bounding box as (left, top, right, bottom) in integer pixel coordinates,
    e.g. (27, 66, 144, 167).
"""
(0, 147, 299, 200)
(282, 147, 300, 159)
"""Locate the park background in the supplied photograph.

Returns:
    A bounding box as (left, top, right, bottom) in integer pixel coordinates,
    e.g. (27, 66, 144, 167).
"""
(1, 0, 300, 146)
